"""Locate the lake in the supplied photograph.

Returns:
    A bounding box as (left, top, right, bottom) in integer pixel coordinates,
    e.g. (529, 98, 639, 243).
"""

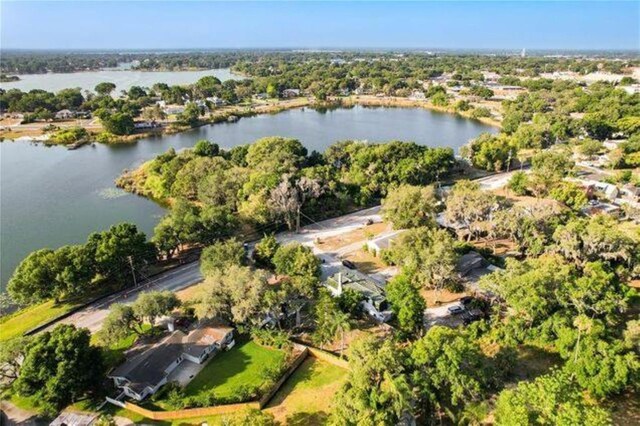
(0, 68, 240, 93)
(0, 106, 496, 288)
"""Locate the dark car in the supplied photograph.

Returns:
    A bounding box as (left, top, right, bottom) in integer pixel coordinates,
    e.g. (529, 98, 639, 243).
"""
(342, 259, 357, 269)
(447, 305, 465, 315)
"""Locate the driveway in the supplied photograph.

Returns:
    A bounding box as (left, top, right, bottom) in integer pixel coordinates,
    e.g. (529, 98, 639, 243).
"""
(424, 302, 465, 329)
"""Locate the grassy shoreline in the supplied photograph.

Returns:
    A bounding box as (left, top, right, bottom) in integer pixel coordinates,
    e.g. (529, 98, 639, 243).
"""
(0, 95, 500, 143)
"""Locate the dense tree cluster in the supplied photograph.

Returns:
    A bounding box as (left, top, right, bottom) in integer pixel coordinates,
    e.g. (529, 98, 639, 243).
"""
(8, 223, 156, 306)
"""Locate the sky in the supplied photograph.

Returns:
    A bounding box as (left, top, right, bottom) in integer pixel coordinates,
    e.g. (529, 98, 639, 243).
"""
(1, 1, 638, 51)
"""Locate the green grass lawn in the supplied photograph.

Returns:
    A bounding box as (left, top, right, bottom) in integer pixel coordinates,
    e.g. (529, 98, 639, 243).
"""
(184, 338, 285, 400)
(0, 300, 79, 342)
(265, 357, 348, 425)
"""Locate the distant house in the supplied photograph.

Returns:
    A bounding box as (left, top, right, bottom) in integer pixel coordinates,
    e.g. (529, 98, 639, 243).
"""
(594, 182, 620, 201)
(133, 120, 161, 130)
(206, 96, 226, 107)
(456, 251, 502, 295)
(109, 323, 234, 401)
(55, 109, 75, 120)
(409, 90, 426, 100)
(366, 231, 403, 256)
(281, 89, 301, 98)
(621, 184, 640, 202)
(324, 270, 392, 323)
(581, 202, 622, 218)
(254, 93, 268, 100)
(163, 105, 185, 115)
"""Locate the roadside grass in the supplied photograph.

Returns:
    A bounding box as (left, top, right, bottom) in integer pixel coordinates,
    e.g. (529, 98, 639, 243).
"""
(265, 357, 347, 425)
(183, 338, 285, 400)
(0, 299, 79, 341)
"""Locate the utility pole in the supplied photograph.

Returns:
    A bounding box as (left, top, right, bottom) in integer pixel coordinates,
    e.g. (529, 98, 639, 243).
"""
(127, 255, 138, 288)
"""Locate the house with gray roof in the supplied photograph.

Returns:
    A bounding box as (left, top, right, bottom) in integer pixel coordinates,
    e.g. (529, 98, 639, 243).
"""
(324, 269, 392, 323)
(108, 323, 234, 401)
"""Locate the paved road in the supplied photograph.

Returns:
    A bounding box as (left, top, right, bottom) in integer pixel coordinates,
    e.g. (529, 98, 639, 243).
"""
(49, 261, 202, 333)
(276, 206, 383, 280)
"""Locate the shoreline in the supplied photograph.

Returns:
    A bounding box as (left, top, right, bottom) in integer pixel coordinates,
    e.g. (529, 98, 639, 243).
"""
(0, 95, 501, 145)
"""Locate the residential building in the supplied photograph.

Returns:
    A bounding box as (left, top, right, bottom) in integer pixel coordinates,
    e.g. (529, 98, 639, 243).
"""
(55, 109, 75, 120)
(281, 89, 301, 98)
(109, 323, 234, 401)
(324, 270, 392, 323)
(408, 90, 426, 100)
(366, 230, 403, 256)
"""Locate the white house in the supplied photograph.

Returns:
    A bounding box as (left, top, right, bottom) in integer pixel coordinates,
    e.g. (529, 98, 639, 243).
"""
(366, 231, 403, 256)
(324, 270, 392, 323)
(109, 323, 234, 401)
(408, 90, 426, 100)
(55, 109, 75, 120)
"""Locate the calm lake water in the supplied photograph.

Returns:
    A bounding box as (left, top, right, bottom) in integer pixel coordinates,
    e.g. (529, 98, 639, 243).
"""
(0, 68, 240, 93)
(0, 106, 496, 288)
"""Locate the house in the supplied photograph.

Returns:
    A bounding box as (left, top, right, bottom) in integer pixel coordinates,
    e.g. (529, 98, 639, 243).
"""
(133, 120, 161, 130)
(206, 96, 226, 107)
(109, 323, 234, 401)
(456, 251, 502, 295)
(366, 231, 403, 256)
(55, 109, 75, 120)
(324, 270, 392, 323)
(163, 105, 185, 115)
(50, 411, 97, 426)
(254, 93, 268, 100)
(281, 89, 301, 98)
(621, 184, 640, 202)
(594, 182, 620, 201)
(408, 90, 426, 100)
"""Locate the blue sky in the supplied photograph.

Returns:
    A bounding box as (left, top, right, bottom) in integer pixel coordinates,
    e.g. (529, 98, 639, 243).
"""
(2, 1, 638, 51)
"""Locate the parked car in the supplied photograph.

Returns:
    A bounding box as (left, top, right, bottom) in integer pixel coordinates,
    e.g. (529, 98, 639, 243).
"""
(342, 259, 357, 269)
(447, 305, 465, 315)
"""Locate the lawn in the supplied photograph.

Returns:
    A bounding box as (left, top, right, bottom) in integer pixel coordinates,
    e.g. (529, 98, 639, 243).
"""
(0, 299, 79, 341)
(266, 357, 348, 425)
(184, 338, 286, 400)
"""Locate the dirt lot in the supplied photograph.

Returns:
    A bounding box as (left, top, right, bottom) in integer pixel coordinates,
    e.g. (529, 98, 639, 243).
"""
(316, 222, 390, 251)
(343, 250, 387, 274)
(420, 288, 467, 307)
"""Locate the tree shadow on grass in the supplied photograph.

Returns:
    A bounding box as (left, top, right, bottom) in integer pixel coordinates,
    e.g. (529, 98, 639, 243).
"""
(285, 411, 329, 426)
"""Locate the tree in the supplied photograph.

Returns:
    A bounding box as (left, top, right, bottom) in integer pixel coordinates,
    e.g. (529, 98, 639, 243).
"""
(444, 180, 499, 241)
(97, 303, 143, 345)
(132, 290, 180, 325)
(549, 181, 588, 210)
(0, 337, 29, 389)
(381, 184, 439, 229)
(193, 139, 219, 157)
(384, 227, 459, 295)
(200, 238, 246, 277)
(99, 111, 135, 136)
(385, 274, 426, 336)
(313, 290, 351, 357)
(195, 265, 268, 326)
(494, 370, 611, 426)
(8, 249, 59, 305)
(461, 133, 513, 172)
(410, 326, 489, 411)
(87, 223, 157, 287)
(529, 150, 574, 197)
(480, 255, 574, 328)
(95, 82, 116, 96)
(178, 102, 202, 127)
(270, 175, 323, 232)
(14, 324, 104, 412)
(245, 137, 307, 175)
(272, 243, 321, 296)
(254, 234, 280, 268)
(506, 171, 529, 195)
(331, 336, 414, 425)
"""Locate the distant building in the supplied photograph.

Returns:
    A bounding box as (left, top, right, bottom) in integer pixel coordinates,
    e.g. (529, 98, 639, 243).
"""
(408, 90, 426, 100)
(163, 105, 185, 115)
(366, 231, 403, 256)
(55, 109, 75, 120)
(281, 89, 301, 98)
(109, 323, 234, 401)
(324, 270, 392, 323)
(206, 96, 226, 107)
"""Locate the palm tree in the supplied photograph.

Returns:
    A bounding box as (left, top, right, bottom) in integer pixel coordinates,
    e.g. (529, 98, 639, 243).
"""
(331, 310, 352, 359)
